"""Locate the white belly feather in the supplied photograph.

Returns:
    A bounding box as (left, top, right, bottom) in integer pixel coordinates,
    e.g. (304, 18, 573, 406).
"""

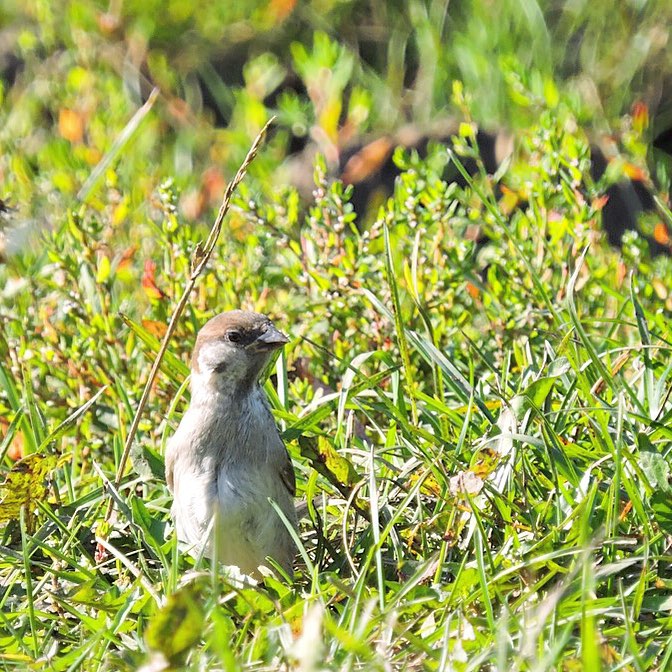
(167, 387, 296, 576)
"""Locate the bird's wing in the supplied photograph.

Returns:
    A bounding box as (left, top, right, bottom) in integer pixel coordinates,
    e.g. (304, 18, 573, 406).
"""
(278, 440, 296, 497)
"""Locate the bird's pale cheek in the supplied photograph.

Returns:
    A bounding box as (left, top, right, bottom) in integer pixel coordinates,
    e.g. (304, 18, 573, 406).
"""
(197, 343, 234, 375)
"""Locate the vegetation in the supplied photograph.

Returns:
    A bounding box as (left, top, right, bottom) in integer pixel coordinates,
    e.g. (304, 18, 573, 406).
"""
(1, 1, 671, 670)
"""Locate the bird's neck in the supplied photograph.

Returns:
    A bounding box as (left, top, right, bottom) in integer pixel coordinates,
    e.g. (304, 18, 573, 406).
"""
(189, 370, 261, 409)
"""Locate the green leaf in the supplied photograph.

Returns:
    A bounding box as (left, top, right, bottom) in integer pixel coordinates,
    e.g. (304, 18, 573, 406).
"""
(282, 366, 398, 442)
(130, 495, 167, 549)
(651, 491, 672, 534)
(0, 453, 70, 525)
(639, 449, 671, 493)
(96, 254, 111, 283)
(299, 435, 359, 489)
(145, 585, 205, 664)
(362, 287, 495, 424)
(511, 357, 570, 417)
(129, 441, 165, 481)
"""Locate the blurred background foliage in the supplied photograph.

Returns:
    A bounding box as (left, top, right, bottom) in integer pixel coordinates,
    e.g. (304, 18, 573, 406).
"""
(1, 0, 672, 228)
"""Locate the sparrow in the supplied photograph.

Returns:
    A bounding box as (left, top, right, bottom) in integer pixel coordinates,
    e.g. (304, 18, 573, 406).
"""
(165, 310, 297, 578)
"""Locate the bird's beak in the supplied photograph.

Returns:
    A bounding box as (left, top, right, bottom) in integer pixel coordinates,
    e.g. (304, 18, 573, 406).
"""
(249, 325, 289, 352)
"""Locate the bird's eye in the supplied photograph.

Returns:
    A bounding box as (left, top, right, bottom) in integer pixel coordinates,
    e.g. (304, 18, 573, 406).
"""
(227, 330, 241, 343)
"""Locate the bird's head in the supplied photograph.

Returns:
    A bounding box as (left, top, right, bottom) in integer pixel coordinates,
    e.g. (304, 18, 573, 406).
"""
(190, 310, 289, 396)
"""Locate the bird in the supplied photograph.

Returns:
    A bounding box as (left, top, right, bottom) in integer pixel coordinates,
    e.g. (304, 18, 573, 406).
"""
(165, 310, 297, 578)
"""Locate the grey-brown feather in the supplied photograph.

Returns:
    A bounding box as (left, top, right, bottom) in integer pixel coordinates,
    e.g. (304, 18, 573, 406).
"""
(165, 310, 296, 578)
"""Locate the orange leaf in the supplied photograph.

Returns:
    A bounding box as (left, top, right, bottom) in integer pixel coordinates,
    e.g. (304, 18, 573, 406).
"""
(59, 109, 84, 143)
(466, 282, 480, 299)
(653, 222, 670, 246)
(202, 166, 226, 204)
(616, 261, 627, 288)
(0, 418, 24, 461)
(499, 185, 519, 215)
(266, 0, 297, 22)
(142, 319, 168, 339)
(117, 246, 137, 273)
(632, 101, 649, 135)
(619, 499, 633, 522)
(341, 137, 394, 184)
(592, 194, 610, 211)
(141, 260, 167, 301)
(622, 162, 647, 182)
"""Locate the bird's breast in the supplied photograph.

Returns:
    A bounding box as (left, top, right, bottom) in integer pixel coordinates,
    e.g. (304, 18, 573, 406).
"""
(168, 390, 286, 528)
